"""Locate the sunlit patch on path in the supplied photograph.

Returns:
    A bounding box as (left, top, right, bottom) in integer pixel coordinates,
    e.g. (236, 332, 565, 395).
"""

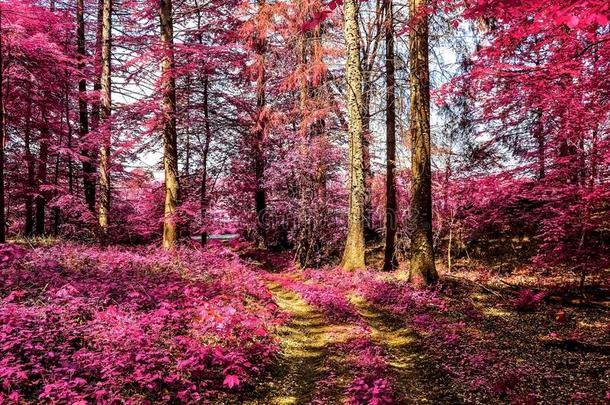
(246, 278, 352, 404)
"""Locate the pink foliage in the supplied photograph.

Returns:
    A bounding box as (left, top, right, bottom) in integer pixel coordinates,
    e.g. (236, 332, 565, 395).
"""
(512, 289, 546, 312)
(0, 244, 282, 403)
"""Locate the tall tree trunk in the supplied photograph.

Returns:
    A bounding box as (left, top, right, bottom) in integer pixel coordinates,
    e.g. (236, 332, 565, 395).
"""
(65, 81, 74, 194)
(0, 10, 5, 243)
(383, 0, 397, 271)
(200, 73, 211, 247)
(361, 70, 374, 239)
(77, 0, 96, 212)
(295, 17, 312, 267)
(362, 0, 384, 241)
(160, 0, 180, 249)
(254, 0, 267, 245)
(52, 125, 63, 236)
(312, 25, 328, 250)
(35, 124, 50, 237)
(340, 0, 366, 271)
(590, 127, 598, 188)
(98, 0, 111, 239)
(408, 0, 438, 285)
(24, 99, 34, 236)
(533, 108, 545, 180)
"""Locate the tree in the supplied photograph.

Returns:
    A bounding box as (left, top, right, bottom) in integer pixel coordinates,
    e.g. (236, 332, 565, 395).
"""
(160, 0, 180, 249)
(408, 0, 438, 285)
(35, 122, 50, 236)
(77, 0, 96, 213)
(253, 0, 268, 246)
(383, 0, 397, 271)
(340, 0, 366, 271)
(98, 0, 111, 238)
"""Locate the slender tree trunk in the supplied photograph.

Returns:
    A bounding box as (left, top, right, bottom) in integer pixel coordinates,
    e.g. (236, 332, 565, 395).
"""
(91, 0, 103, 129)
(160, 0, 180, 249)
(98, 0, 112, 239)
(65, 81, 74, 194)
(0, 10, 5, 243)
(35, 125, 50, 237)
(312, 25, 328, 243)
(52, 126, 63, 236)
(340, 0, 366, 271)
(362, 70, 374, 239)
(254, 0, 267, 245)
(77, 0, 96, 212)
(408, 0, 438, 285)
(200, 73, 211, 247)
(295, 19, 312, 267)
(24, 100, 34, 236)
(533, 108, 545, 180)
(361, 0, 383, 241)
(590, 127, 598, 188)
(383, 0, 397, 271)
(184, 73, 191, 191)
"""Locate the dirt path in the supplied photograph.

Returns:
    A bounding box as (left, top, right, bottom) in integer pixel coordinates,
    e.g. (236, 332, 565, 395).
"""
(349, 294, 457, 403)
(239, 253, 456, 404)
(246, 279, 352, 404)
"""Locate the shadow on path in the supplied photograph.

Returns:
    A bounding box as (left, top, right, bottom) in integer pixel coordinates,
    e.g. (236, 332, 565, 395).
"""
(245, 280, 351, 404)
(349, 294, 461, 404)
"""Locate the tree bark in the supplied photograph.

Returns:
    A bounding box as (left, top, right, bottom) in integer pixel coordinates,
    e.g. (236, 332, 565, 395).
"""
(408, 0, 438, 285)
(160, 0, 180, 249)
(98, 0, 112, 239)
(361, 0, 383, 241)
(295, 17, 313, 267)
(77, 0, 96, 213)
(35, 125, 50, 237)
(254, 0, 267, 246)
(200, 73, 211, 247)
(383, 0, 397, 271)
(24, 99, 34, 236)
(340, 0, 366, 271)
(533, 108, 545, 180)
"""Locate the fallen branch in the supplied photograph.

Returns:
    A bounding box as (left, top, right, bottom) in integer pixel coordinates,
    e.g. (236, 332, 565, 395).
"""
(444, 275, 505, 297)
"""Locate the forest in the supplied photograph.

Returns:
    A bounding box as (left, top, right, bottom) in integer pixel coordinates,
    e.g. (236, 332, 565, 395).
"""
(0, 0, 608, 403)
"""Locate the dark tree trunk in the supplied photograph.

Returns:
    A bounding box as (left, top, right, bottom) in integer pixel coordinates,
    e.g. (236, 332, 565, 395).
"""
(408, 0, 438, 285)
(200, 73, 212, 247)
(24, 100, 34, 236)
(77, 0, 96, 213)
(254, 0, 267, 246)
(295, 17, 312, 267)
(35, 125, 50, 237)
(383, 0, 397, 271)
(533, 108, 545, 180)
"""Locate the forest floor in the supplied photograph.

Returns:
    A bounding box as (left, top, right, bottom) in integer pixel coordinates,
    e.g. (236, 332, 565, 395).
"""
(245, 272, 455, 404)
(240, 247, 610, 404)
(1, 241, 608, 404)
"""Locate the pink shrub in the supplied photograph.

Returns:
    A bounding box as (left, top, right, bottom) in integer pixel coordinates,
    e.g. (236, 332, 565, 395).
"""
(0, 244, 282, 403)
(512, 289, 546, 311)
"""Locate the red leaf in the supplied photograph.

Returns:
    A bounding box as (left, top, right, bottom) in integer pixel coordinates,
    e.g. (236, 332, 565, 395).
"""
(223, 374, 240, 389)
(566, 15, 580, 28)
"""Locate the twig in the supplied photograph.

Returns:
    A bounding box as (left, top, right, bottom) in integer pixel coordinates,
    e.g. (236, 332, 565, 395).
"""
(444, 274, 504, 297)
